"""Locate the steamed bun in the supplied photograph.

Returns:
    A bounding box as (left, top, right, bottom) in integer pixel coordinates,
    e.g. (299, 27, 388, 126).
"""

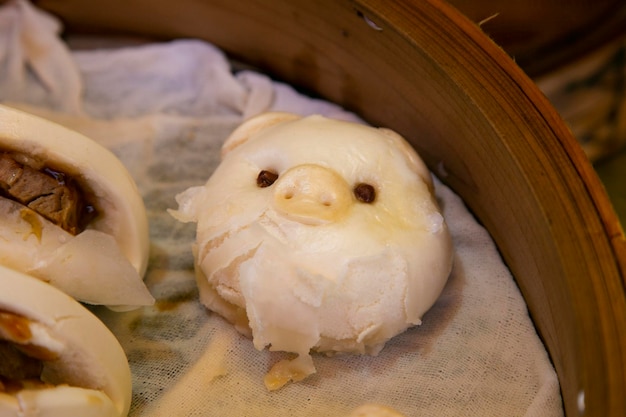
(171, 112, 453, 389)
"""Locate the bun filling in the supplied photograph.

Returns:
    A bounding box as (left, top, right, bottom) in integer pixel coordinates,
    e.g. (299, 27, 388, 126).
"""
(0, 152, 97, 235)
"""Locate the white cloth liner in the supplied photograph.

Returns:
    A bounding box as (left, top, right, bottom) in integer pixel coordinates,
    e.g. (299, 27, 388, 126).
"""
(0, 1, 564, 416)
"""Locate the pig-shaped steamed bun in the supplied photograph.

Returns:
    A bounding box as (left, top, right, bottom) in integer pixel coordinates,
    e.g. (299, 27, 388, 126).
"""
(171, 113, 453, 389)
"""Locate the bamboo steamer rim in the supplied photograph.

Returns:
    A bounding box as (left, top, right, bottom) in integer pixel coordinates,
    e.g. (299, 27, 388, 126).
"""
(29, 0, 626, 415)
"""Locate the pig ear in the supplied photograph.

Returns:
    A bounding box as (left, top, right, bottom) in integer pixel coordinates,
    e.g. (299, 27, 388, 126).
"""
(378, 127, 433, 189)
(221, 112, 302, 157)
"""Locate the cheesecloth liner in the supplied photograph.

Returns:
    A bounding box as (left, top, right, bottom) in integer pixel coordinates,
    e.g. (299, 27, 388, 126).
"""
(0, 1, 563, 415)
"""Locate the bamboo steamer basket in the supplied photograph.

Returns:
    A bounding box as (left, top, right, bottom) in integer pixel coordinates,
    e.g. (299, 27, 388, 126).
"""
(32, 0, 626, 415)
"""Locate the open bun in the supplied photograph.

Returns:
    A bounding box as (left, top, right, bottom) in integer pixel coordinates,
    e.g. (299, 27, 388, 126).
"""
(0, 105, 153, 309)
(0, 265, 132, 417)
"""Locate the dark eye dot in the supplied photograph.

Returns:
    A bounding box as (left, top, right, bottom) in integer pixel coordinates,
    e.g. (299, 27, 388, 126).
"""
(354, 183, 376, 203)
(257, 170, 279, 187)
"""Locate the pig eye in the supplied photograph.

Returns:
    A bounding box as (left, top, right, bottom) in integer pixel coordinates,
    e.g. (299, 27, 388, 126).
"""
(257, 170, 279, 188)
(353, 183, 376, 203)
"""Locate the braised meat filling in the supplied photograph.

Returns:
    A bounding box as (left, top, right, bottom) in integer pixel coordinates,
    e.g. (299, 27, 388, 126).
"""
(0, 341, 47, 393)
(0, 152, 97, 235)
(0, 310, 57, 394)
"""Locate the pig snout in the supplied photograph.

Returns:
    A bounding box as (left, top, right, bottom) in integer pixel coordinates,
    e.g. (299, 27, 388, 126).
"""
(272, 164, 352, 225)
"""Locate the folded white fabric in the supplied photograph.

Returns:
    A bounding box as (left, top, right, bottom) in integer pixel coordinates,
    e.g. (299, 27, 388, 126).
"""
(0, 0, 81, 112)
(0, 1, 564, 416)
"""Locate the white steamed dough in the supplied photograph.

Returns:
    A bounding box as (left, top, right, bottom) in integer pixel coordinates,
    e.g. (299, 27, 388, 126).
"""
(0, 105, 153, 310)
(171, 112, 454, 389)
(0, 265, 132, 417)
